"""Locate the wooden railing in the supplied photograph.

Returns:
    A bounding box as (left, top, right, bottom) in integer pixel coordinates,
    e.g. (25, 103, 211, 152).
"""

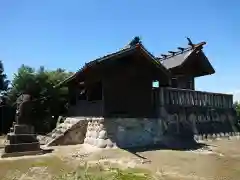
(153, 87, 233, 109)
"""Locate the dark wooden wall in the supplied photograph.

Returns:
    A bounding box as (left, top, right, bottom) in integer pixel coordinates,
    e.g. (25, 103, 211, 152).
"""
(67, 52, 170, 118)
(67, 76, 104, 117)
(103, 56, 153, 117)
(171, 76, 195, 90)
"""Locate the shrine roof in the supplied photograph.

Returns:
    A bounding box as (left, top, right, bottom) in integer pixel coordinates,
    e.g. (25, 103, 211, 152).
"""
(54, 39, 170, 88)
(156, 41, 215, 77)
(55, 37, 215, 88)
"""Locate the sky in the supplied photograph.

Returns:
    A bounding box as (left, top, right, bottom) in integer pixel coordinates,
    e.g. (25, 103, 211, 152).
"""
(0, 0, 240, 100)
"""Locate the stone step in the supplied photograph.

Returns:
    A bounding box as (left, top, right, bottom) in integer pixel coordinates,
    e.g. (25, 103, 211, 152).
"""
(45, 117, 89, 146)
(40, 116, 91, 146)
(7, 134, 38, 144)
(4, 142, 40, 153)
(64, 117, 86, 124)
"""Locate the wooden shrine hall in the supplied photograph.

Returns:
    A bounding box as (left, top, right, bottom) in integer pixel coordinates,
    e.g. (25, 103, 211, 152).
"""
(55, 37, 235, 136)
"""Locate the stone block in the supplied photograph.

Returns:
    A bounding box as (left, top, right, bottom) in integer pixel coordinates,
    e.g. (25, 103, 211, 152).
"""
(207, 134, 211, 139)
(98, 130, 107, 139)
(92, 138, 98, 146)
(99, 124, 105, 131)
(1, 150, 44, 158)
(106, 139, 114, 148)
(96, 139, 107, 148)
(88, 138, 94, 145)
(4, 142, 40, 153)
(1, 123, 44, 158)
(7, 134, 38, 144)
(86, 131, 90, 138)
(92, 131, 98, 138)
(194, 135, 199, 141)
(14, 125, 34, 134)
(84, 137, 89, 144)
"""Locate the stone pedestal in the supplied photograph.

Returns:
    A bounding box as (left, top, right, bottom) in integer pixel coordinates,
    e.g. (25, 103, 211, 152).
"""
(1, 124, 43, 158)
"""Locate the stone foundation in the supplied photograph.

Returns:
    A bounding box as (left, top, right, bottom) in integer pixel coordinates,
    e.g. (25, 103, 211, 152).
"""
(84, 117, 115, 148)
(194, 132, 240, 142)
(83, 118, 164, 148)
(83, 117, 239, 148)
(46, 117, 164, 148)
(45, 116, 240, 149)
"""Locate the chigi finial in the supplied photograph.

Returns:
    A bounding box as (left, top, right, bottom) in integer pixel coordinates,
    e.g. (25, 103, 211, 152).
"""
(186, 37, 194, 48)
(161, 54, 168, 58)
(168, 51, 176, 56)
(177, 47, 185, 52)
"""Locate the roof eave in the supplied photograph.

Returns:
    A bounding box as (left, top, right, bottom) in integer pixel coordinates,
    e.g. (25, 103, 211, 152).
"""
(170, 48, 215, 77)
(138, 45, 171, 77)
(54, 46, 138, 88)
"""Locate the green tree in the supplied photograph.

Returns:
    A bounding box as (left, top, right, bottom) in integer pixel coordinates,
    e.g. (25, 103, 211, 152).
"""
(0, 60, 10, 103)
(234, 101, 240, 117)
(8, 64, 73, 133)
(0, 61, 13, 134)
(0, 60, 9, 92)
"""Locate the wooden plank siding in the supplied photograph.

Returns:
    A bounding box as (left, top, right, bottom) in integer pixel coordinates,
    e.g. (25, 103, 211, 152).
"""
(153, 87, 233, 109)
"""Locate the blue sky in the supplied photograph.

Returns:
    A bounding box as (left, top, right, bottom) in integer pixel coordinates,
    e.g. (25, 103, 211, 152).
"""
(0, 0, 240, 100)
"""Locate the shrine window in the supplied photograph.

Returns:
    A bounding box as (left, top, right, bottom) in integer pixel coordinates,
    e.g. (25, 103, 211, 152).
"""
(152, 80, 159, 88)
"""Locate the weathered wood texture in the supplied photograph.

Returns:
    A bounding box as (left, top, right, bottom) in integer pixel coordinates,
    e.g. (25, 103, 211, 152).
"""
(171, 76, 195, 90)
(153, 87, 233, 108)
(152, 87, 236, 136)
(67, 53, 170, 118)
(68, 100, 103, 117)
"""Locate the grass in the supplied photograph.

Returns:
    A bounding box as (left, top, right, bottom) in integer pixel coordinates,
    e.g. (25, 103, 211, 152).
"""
(0, 156, 74, 180)
(0, 136, 154, 180)
(2, 137, 240, 179)
(55, 165, 152, 180)
(0, 155, 154, 180)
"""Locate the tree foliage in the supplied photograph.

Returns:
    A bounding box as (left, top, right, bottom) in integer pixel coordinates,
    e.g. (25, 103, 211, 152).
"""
(234, 101, 240, 118)
(5, 65, 74, 133)
(0, 61, 13, 134)
(0, 60, 9, 92)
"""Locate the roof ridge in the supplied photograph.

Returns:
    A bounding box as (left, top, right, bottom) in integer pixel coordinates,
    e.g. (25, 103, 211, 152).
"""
(157, 41, 206, 61)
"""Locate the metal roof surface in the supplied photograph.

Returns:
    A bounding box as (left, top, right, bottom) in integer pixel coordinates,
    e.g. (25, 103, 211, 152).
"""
(159, 49, 193, 69)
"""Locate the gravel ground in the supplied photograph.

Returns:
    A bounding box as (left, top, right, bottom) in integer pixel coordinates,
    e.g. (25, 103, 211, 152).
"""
(1, 137, 240, 179)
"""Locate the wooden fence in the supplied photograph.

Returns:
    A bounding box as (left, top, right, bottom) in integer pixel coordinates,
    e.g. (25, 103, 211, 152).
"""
(153, 87, 233, 109)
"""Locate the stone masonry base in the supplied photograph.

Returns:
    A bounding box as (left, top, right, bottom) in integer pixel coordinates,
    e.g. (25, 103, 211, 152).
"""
(45, 116, 239, 149)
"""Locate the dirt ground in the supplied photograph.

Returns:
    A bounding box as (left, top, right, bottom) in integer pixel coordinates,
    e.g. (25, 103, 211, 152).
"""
(1, 136, 240, 180)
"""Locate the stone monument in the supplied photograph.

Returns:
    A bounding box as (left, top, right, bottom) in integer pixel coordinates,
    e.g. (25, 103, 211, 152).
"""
(1, 93, 43, 158)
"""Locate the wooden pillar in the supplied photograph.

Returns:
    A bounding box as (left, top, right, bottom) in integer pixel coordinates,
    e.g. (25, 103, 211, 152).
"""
(68, 82, 77, 105)
(101, 80, 105, 116)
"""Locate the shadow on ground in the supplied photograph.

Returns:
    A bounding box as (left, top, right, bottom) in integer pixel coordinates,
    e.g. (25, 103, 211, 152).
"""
(124, 138, 209, 159)
(42, 148, 54, 154)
